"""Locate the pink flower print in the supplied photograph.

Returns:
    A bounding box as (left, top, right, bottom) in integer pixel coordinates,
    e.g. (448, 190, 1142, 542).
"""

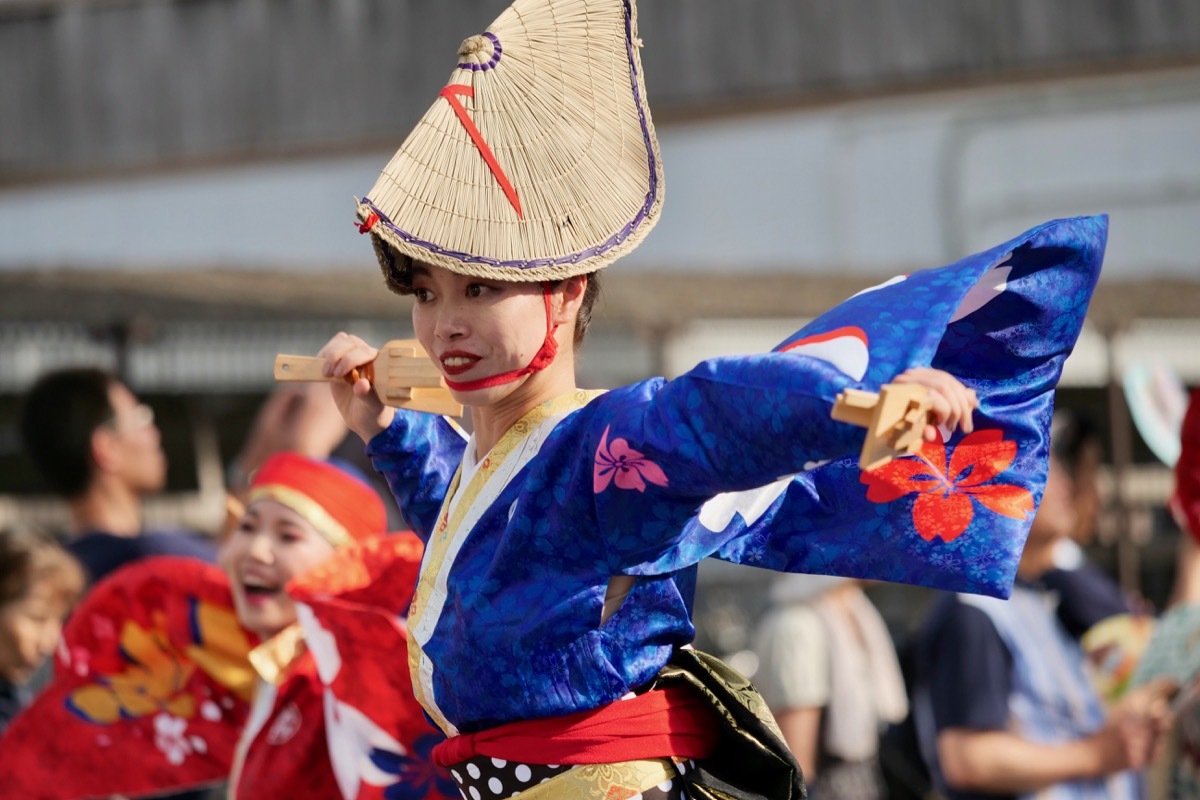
(594, 426, 669, 493)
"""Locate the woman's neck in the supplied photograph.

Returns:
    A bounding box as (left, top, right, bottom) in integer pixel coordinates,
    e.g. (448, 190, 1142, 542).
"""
(469, 354, 577, 458)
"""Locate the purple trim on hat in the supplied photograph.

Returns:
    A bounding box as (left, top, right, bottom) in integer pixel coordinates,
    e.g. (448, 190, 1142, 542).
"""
(365, 0, 658, 272)
(457, 32, 502, 72)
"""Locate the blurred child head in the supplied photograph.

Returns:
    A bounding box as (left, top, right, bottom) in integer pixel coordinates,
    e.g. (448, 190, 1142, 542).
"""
(218, 452, 387, 640)
(0, 528, 85, 685)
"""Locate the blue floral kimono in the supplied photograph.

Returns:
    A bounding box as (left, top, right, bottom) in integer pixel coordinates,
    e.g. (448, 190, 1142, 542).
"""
(368, 215, 1107, 736)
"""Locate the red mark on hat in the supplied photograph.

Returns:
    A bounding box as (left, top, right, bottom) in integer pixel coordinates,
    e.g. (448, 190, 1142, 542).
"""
(440, 84, 524, 220)
(357, 212, 379, 234)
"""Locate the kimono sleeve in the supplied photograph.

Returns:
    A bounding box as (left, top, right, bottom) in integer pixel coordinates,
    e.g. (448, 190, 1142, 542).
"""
(585, 356, 868, 577)
(589, 216, 1106, 599)
(366, 411, 467, 543)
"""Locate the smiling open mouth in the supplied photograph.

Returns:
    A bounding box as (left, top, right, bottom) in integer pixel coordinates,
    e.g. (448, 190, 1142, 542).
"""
(243, 579, 281, 599)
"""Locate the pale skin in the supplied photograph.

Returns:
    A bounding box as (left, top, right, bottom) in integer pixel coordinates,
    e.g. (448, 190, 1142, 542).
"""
(936, 681, 1175, 793)
(317, 263, 981, 458)
(775, 707, 822, 780)
(936, 453, 1177, 793)
(229, 384, 348, 496)
(0, 584, 71, 685)
(218, 498, 336, 641)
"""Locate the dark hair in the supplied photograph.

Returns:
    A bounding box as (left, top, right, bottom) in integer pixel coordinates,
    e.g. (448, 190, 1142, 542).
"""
(20, 368, 117, 498)
(558, 271, 602, 347)
(0, 527, 84, 609)
(1051, 411, 1102, 474)
(376, 240, 602, 347)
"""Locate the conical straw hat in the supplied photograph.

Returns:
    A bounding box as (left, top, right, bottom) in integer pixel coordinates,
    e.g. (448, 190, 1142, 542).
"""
(357, 0, 663, 289)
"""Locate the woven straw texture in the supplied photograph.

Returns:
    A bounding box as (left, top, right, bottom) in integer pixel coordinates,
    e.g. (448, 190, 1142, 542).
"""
(358, 0, 663, 285)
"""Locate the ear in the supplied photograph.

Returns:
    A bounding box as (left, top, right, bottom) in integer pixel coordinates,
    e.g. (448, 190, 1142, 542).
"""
(90, 426, 119, 475)
(552, 274, 587, 327)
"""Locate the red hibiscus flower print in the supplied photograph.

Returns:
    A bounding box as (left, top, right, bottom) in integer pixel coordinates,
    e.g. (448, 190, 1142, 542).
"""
(861, 429, 1034, 542)
(594, 426, 669, 493)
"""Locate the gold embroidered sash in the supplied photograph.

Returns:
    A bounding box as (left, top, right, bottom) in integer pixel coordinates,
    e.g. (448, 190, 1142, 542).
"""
(511, 758, 676, 800)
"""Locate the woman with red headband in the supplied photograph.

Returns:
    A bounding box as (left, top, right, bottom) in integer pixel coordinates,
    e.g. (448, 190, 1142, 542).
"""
(317, 0, 1108, 797)
(224, 452, 455, 799)
(0, 452, 455, 800)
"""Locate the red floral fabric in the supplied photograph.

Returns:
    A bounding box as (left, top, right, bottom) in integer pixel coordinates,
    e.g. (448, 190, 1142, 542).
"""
(0, 557, 255, 799)
(287, 534, 459, 800)
(861, 429, 1035, 543)
(234, 651, 342, 799)
(1176, 390, 1200, 544)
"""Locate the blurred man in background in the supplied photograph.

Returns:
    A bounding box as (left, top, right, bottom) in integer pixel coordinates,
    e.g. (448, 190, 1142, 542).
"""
(913, 448, 1173, 800)
(20, 367, 216, 585)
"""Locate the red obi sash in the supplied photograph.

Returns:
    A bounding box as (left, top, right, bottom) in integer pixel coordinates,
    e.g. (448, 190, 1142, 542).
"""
(432, 684, 719, 767)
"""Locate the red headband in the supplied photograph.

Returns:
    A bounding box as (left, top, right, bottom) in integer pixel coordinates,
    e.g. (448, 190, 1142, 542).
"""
(248, 453, 386, 547)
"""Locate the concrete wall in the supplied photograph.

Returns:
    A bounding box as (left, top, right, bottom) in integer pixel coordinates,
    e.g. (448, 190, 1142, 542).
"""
(2, 0, 1198, 181)
(2, 67, 1196, 280)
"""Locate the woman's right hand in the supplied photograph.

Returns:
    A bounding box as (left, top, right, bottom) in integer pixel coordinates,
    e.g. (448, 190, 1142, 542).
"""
(316, 332, 396, 443)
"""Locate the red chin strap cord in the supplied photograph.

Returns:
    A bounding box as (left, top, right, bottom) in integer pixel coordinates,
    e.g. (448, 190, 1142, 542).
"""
(442, 284, 560, 392)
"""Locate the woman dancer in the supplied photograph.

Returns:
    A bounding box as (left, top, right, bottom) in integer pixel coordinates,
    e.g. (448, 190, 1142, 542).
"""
(223, 452, 450, 798)
(313, 0, 1106, 797)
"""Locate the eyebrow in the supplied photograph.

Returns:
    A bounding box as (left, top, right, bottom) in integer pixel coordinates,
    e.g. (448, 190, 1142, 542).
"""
(412, 265, 431, 279)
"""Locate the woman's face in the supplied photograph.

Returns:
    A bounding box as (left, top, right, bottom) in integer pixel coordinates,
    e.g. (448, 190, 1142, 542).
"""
(219, 498, 336, 641)
(410, 263, 557, 405)
(0, 583, 68, 685)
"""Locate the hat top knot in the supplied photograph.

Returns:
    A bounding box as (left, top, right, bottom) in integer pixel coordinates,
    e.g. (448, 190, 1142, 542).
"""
(459, 35, 487, 56)
(457, 32, 501, 71)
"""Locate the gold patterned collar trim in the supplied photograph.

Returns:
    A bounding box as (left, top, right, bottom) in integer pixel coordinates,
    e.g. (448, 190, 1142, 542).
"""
(248, 624, 306, 686)
(479, 389, 606, 460)
(408, 389, 604, 734)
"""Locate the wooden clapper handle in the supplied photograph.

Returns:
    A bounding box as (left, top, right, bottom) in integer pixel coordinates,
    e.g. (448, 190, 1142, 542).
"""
(831, 383, 931, 471)
(274, 355, 337, 382)
(274, 340, 463, 417)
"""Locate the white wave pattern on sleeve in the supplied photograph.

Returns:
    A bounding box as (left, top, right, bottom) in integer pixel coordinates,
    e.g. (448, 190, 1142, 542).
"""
(697, 474, 794, 532)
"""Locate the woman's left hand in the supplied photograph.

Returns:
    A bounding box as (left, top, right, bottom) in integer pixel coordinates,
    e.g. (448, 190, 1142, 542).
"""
(891, 367, 979, 440)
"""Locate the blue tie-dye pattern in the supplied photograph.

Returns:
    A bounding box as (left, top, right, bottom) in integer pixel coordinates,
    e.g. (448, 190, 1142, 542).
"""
(367, 216, 1107, 734)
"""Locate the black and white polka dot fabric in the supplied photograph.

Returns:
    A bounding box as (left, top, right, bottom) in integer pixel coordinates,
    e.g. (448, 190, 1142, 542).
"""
(447, 755, 696, 799)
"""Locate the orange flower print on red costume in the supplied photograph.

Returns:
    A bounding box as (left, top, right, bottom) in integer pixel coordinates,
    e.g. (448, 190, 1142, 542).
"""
(861, 429, 1034, 542)
(68, 616, 198, 724)
(594, 426, 669, 493)
(67, 601, 253, 725)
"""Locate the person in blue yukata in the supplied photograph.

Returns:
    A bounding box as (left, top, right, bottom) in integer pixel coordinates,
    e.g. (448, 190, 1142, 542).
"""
(294, 0, 1110, 797)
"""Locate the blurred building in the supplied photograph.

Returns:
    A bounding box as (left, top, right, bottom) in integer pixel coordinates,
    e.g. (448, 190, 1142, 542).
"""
(0, 0, 1197, 613)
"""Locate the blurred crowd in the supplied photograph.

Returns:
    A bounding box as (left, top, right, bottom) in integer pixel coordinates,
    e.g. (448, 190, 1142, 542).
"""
(2, 364, 1199, 800)
(1, 367, 393, 799)
(752, 397, 1200, 800)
